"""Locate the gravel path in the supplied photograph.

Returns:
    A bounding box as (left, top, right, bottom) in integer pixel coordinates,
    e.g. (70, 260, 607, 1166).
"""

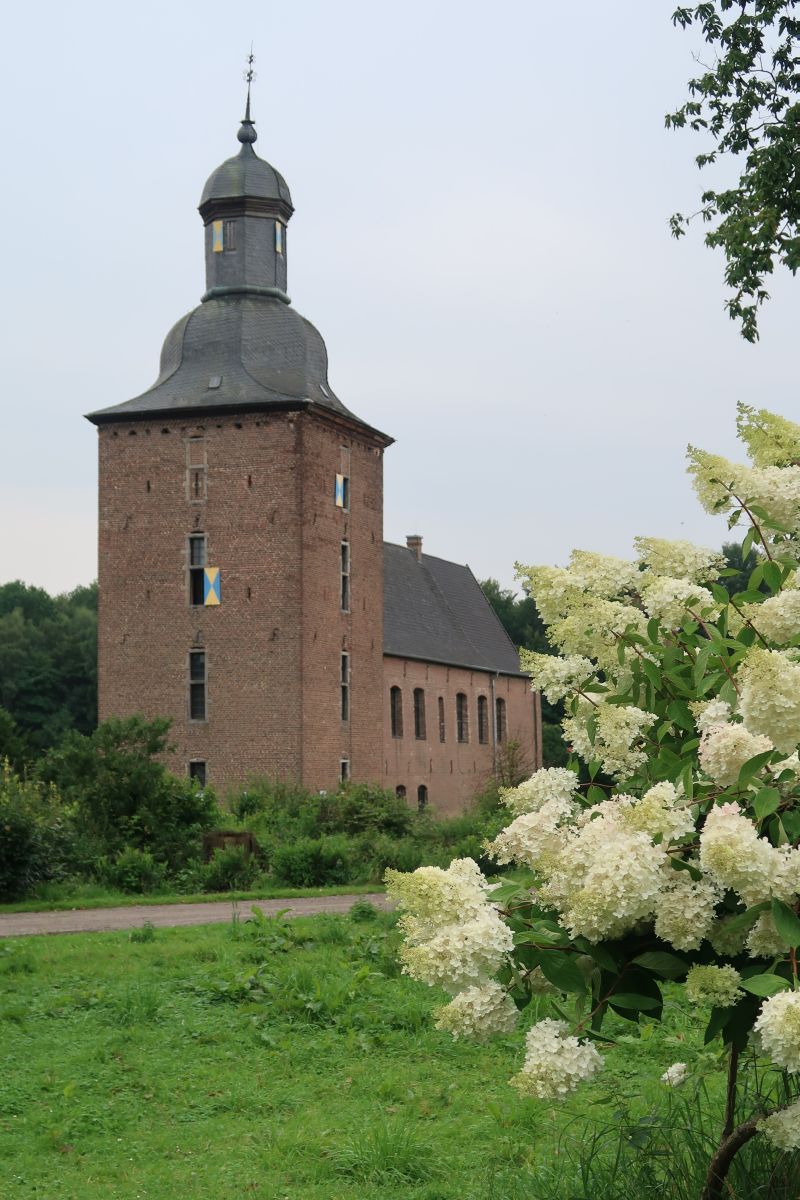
(0, 893, 391, 938)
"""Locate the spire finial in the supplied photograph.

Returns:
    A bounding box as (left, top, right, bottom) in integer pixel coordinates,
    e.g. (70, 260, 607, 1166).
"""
(238, 46, 257, 145)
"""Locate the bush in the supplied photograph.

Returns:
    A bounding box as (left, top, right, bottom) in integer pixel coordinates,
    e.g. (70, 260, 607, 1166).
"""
(202, 845, 260, 892)
(0, 762, 72, 900)
(271, 835, 354, 887)
(39, 716, 219, 869)
(99, 847, 166, 894)
(320, 783, 413, 837)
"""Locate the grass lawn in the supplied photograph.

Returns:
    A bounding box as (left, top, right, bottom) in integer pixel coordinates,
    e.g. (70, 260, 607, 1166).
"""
(0, 881, 383, 914)
(0, 908, 787, 1200)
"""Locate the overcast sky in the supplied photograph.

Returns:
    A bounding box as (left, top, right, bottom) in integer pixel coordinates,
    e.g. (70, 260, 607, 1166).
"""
(1, 0, 797, 596)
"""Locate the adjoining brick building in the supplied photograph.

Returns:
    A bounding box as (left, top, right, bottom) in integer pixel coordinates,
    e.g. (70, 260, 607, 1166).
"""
(86, 101, 540, 815)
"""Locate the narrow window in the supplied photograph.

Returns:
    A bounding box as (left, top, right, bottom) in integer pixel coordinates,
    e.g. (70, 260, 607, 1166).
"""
(341, 652, 350, 721)
(188, 760, 207, 787)
(211, 220, 224, 252)
(340, 541, 351, 611)
(186, 438, 207, 502)
(340, 759, 350, 783)
(456, 693, 469, 743)
(334, 473, 350, 510)
(438, 696, 446, 743)
(413, 688, 426, 740)
(496, 697, 507, 743)
(189, 650, 207, 721)
(188, 534, 207, 606)
(275, 220, 283, 254)
(478, 695, 489, 744)
(417, 784, 428, 811)
(390, 686, 403, 738)
(224, 219, 237, 250)
(395, 784, 407, 799)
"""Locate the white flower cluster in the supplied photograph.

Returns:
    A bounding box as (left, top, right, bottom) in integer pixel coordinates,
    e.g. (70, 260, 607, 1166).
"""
(737, 403, 800, 469)
(538, 809, 667, 941)
(698, 722, 773, 787)
(486, 799, 575, 873)
(593, 705, 656, 780)
(661, 1062, 688, 1088)
(634, 536, 725, 583)
(641, 574, 718, 628)
(499, 768, 579, 817)
(519, 650, 595, 704)
(759, 1099, 800, 1151)
(434, 980, 519, 1041)
(754, 991, 800, 1074)
(746, 911, 786, 959)
(687, 445, 800, 532)
(685, 964, 743, 1009)
(738, 648, 800, 753)
(385, 858, 513, 995)
(699, 803, 798, 907)
(690, 698, 732, 735)
(548, 596, 649, 675)
(655, 872, 720, 951)
(742, 589, 800, 645)
(510, 1019, 603, 1100)
(582, 783, 694, 845)
(567, 549, 641, 597)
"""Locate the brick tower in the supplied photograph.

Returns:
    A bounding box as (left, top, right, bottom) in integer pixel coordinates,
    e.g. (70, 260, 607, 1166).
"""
(87, 97, 392, 793)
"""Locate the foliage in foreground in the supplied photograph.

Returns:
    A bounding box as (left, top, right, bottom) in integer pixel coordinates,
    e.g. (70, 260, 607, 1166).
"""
(388, 405, 800, 1199)
(2, 911, 798, 1200)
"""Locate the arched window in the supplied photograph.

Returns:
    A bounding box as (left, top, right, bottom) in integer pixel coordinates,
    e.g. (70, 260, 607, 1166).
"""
(478, 695, 489, 744)
(438, 696, 446, 743)
(417, 784, 428, 811)
(390, 686, 404, 738)
(413, 688, 426, 739)
(496, 697, 507, 743)
(456, 692, 469, 743)
(395, 784, 407, 799)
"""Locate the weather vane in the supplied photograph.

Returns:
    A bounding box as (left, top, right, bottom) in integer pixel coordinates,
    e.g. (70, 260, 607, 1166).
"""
(244, 46, 256, 113)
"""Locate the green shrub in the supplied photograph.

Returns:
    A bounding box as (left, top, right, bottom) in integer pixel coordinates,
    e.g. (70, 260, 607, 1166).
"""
(100, 847, 166, 894)
(202, 845, 259, 892)
(271, 835, 353, 886)
(0, 761, 72, 900)
(320, 783, 413, 836)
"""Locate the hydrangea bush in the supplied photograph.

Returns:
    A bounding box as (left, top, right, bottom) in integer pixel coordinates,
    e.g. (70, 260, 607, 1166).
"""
(387, 405, 800, 1200)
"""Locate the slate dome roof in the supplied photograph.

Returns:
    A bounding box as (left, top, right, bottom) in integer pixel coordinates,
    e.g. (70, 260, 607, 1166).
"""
(199, 119, 292, 211)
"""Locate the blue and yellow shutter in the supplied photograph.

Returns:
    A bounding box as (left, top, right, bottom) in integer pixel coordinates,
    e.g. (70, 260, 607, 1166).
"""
(203, 567, 221, 606)
(334, 474, 345, 507)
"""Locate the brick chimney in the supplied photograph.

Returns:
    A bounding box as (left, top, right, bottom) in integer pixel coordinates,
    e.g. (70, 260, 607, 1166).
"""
(406, 534, 423, 562)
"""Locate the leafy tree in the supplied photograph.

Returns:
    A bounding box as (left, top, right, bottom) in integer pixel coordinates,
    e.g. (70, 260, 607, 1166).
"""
(0, 581, 97, 755)
(668, 2, 800, 340)
(722, 538, 763, 594)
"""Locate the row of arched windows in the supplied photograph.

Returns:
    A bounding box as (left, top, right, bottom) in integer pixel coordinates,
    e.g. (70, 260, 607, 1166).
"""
(390, 686, 506, 745)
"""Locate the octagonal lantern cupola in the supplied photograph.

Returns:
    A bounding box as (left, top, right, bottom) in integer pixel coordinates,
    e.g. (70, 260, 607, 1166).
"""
(198, 97, 294, 303)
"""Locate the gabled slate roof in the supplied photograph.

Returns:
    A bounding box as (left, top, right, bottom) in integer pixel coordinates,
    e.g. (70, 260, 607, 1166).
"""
(383, 543, 525, 676)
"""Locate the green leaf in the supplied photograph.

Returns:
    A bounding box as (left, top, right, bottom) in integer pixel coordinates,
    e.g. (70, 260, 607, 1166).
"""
(740, 974, 791, 998)
(763, 562, 782, 593)
(587, 786, 607, 806)
(771, 899, 800, 949)
(539, 952, 586, 995)
(667, 701, 694, 731)
(749, 564, 764, 592)
(632, 952, 689, 980)
(737, 749, 775, 785)
(572, 937, 618, 973)
(720, 902, 770, 937)
(608, 993, 662, 1011)
(647, 618, 661, 645)
(642, 660, 661, 692)
(752, 788, 781, 821)
(704, 1006, 729, 1044)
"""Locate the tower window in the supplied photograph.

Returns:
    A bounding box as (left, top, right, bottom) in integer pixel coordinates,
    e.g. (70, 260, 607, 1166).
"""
(189, 650, 207, 721)
(456, 693, 469, 743)
(390, 686, 403, 738)
(224, 220, 237, 251)
(496, 697, 507, 743)
(438, 696, 446, 743)
(275, 221, 283, 254)
(413, 688, 426, 740)
(334, 473, 350, 510)
(341, 652, 350, 721)
(417, 784, 428, 812)
(478, 695, 489, 744)
(188, 534, 207, 606)
(340, 759, 350, 783)
(211, 220, 224, 252)
(189, 760, 207, 787)
(186, 438, 207, 502)
(340, 541, 351, 611)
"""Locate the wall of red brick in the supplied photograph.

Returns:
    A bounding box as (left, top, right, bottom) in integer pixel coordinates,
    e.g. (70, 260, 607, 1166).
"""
(96, 408, 384, 794)
(381, 657, 539, 816)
